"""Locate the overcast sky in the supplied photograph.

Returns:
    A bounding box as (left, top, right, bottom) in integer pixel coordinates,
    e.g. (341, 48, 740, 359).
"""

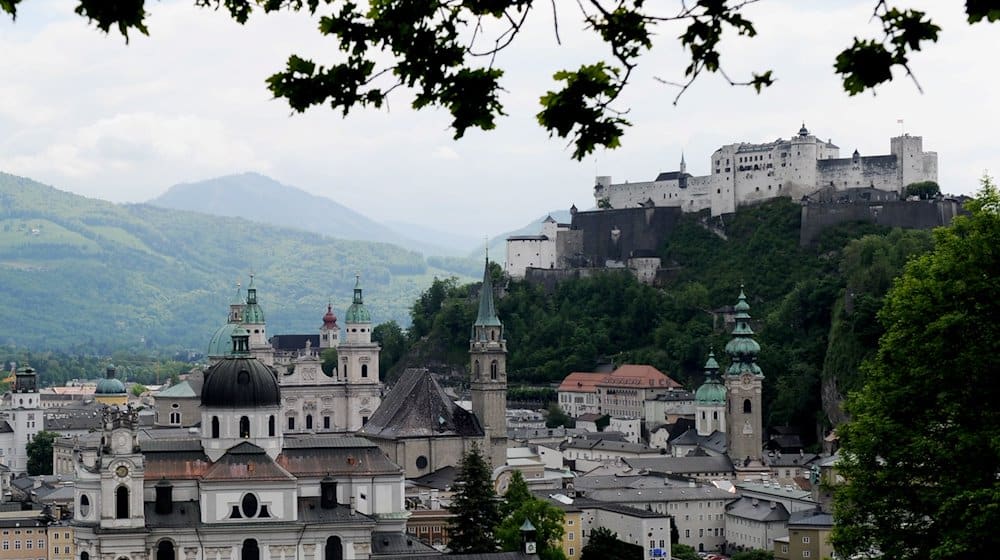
(1, 0, 996, 235)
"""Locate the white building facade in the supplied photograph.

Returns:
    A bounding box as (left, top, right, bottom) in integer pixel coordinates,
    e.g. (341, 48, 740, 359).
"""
(594, 127, 937, 216)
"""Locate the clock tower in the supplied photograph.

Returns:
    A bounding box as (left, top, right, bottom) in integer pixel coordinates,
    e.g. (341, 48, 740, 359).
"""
(724, 287, 764, 467)
(97, 406, 146, 530)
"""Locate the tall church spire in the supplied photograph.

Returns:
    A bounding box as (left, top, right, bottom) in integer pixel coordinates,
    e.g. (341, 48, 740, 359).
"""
(475, 259, 502, 328)
(724, 285, 764, 466)
(470, 256, 507, 467)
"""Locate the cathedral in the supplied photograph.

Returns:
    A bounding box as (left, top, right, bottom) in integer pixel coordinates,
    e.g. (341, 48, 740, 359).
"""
(72, 326, 416, 560)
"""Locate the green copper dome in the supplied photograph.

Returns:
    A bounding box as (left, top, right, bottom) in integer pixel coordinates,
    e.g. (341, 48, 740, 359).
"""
(95, 365, 126, 395)
(345, 275, 372, 324)
(208, 322, 239, 357)
(242, 275, 266, 324)
(695, 351, 726, 404)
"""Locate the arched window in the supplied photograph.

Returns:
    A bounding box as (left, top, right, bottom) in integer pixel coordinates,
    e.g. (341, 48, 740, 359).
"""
(474, 360, 480, 377)
(240, 416, 251, 438)
(115, 486, 129, 519)
(81, 553, 90, 560)
(306, 415, 313, 430)
(169, 412, 181, 425)
(701, 411, 706, 420)
(79, 494, 91, 517)
(490, 360, 498, 380)
(361, 364, 368, 378)
(156, 540, 175, 560)
(743, 399, 752, 414)
(713, 411, 718, 420)
(325, 536, 343, 560)
(242, 539, 260, 560)
(288, 416, 296, 430)
(490, 330, 496, 341)
(211, 416, 220, 439)
(268, 416, 276, 437)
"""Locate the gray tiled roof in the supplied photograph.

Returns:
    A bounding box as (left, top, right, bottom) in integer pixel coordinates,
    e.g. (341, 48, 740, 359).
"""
(625, 455, 734, 475)
(359, 368, 483, 440)
(371, 531, 439, 556)
(584, 485, 733, 503)
(572, 497, 669, 518)
(562, 438, 655, 454)
(725, 496, 789, 522)
(788, 508, 834, 527)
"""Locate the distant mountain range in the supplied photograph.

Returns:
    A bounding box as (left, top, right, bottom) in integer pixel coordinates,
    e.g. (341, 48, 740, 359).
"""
(148, 173, 470, 257)
(0, 172, 458, 351)
(0, 171, 571, 351)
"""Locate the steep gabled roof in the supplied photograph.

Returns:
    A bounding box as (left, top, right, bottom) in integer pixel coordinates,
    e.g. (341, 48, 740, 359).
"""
(358, 368, 484, 440)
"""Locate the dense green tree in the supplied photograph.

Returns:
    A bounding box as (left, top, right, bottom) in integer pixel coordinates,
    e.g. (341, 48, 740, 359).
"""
(501, 471, 532, 517)
(671, 543, 700, 560)
(372, 321, 408, 378)
(832, 176, 1000, 559)
(130, 383, 148, 397)
(580, 527, 643, 560)
(3, 3, 994, 159)
(731, 551, 774, 560)
(495, 497, 566, 560)
(320, 348, 338, 376)
(545, 402, 574, 429)
(904, 181, 941, 200)
(448, 445, 501, 554)
(26, 431, 59, 475)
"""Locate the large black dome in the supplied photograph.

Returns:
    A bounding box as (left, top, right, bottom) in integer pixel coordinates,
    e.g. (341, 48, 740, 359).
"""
(201, 357, 280, 408)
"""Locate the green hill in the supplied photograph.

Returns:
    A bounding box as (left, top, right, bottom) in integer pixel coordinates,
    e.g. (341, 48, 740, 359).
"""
(0, 172, 471, 351)
(394, 199, 936, 445)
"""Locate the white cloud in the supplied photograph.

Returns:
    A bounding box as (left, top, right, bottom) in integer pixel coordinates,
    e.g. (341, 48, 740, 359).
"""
(0, 0, 996, 232)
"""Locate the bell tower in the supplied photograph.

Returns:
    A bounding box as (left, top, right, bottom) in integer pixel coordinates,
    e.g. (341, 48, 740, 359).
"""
(724, 287, 764, 467)
(470, 258, 508, 467)
(98, 406, 145, 530)
(339, 275, 381, 430)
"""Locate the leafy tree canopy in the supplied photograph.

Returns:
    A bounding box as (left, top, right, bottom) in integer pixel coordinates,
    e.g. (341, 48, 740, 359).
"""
(832, 175, 1000, 559)
(448, 445, 502, 553)
(580, 526, 644, 560)
(904, 180, 941, 200)
(2, 1, 997, 159)
(671, 543, 700, 560)
(26, 430, 59, 475)
(496, 496, 566, 560)
(501, 470, 533, 517)
(732, 551, 774, 560)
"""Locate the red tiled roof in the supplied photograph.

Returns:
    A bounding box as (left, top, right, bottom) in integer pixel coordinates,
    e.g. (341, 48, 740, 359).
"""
(557, 372, 605, 392)
(598, 364, 681, 389)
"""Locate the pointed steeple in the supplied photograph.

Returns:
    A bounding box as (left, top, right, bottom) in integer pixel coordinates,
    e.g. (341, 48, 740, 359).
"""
(475, 259, 502, 327)
(680, 151, 687, 174)
(725, 285, 762, 376)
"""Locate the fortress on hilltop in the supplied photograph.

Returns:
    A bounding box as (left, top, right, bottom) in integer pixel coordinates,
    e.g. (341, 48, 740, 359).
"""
(593, 124, 938, 216)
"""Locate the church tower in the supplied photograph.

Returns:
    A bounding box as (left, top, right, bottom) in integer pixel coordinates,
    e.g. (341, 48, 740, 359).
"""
(319, 302, 339, 349)
(243, 274, 273, 364)
(695, 351, 726, 436)
(338, 275, 381, 429)
(9, 365, 42, 473)
(469, 259, 508, 467)
(725, 287, 764, 466)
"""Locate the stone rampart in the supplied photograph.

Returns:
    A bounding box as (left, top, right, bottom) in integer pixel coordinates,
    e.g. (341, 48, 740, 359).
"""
(800, 199, 962, 244)
(570, 206, 683, 265)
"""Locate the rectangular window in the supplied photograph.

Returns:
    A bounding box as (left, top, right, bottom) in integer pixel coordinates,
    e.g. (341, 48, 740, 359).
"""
(568, 532, 574, 541)
(569, 548, 575, 556)
(2, 542, 7, 551)
(65, 546, 71, 553)
(803, 552, 811, 558)
(782, 544, 788, 553)
(803, 536, 811, 543)
(324, 416, 331, 429)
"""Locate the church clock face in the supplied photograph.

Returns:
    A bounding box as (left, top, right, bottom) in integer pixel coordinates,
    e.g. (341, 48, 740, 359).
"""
(115, 465, 129, 478)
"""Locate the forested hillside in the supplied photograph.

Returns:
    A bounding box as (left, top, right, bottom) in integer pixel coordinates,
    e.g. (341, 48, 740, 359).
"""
(386, 199, 935, 444)
(0, 172, 470, 351)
